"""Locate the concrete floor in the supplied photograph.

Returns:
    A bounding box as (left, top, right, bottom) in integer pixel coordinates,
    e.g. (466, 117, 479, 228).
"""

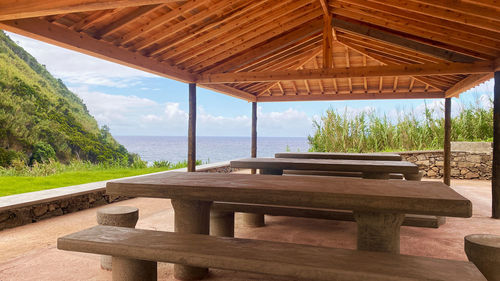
(0, 179, 499, 280)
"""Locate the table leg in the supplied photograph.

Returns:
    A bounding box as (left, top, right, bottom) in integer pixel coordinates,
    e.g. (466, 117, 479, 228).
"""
(241, 168, 283, 227)
(353, 211, 405, 254)
(210, 210, 234, 237)
(362, 172, 390, 179)
(171, 199, 212, 280)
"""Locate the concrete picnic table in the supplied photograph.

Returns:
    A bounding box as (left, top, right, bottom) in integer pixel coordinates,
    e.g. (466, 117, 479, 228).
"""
(106, 172, 471, 279)
(230, 157, 419, 179)
(275, 152, 402, 161)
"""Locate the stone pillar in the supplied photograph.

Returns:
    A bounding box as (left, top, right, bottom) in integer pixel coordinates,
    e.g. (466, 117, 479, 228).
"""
(210, 210, 234, 237)
(112, 257, 156, 281)
(188, 83, 196, 172)
(241, 168, 282, 227)
(494, 71, 500, 218)
(353, 211, 405, 254)
(171, 199, 212, 280)
(444, 97, 451, 186)
(96, 206, 139, 271)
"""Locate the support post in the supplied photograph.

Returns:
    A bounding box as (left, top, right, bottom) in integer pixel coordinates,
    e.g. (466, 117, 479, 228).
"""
(493, 71, 500, 218)
(444, 98, 451, 186)
(251, 102, 257, 174)
(188, 83, 196, 172)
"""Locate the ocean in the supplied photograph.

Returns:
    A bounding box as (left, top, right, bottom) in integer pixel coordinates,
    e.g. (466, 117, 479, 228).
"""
(115, 136, 310, 164)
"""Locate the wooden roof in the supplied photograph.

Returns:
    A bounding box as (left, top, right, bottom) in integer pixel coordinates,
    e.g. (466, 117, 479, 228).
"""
(0, 0, 498, 102)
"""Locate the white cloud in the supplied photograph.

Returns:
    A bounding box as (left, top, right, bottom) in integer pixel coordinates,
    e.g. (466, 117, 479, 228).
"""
(70, 87, 313, 136)
(6, 32, 155, 88)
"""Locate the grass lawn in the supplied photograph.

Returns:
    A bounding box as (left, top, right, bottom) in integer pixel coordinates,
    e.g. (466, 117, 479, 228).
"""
(0, 167, 172, 197)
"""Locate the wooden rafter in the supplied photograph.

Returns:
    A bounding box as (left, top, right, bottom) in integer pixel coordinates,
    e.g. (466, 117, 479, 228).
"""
(366, 0, 500, 33)
(257, 91, 445, 102)
(0, 0, 178, 21)
(332, 18, 480, 62)
(0, 18, 196, 83)
(445, 74, 494, 98)
(197, 60, 494, 84)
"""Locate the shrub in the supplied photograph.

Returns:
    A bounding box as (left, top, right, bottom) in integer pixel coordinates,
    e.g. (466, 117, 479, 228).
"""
(0, 147, 17, 167)
(30, 141, 56, 164)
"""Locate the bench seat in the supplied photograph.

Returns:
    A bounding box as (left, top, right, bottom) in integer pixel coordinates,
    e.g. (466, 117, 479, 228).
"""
(58, 225, 485, 281)
(212, 202, 446, 229)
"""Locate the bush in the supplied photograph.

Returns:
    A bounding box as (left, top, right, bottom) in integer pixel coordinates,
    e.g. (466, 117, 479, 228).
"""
(0, 147, 18, 167)
(30, 141, 56, 164)
(309, 98, 493, 153)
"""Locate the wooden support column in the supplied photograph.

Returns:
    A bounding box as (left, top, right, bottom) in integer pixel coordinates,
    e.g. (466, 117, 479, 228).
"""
(493, 71, 500, 218)
(251, 102, 257, 174)
(188, 83, 196, 172)
(322, 13, 333, 69)
(444, 98, 451, 186)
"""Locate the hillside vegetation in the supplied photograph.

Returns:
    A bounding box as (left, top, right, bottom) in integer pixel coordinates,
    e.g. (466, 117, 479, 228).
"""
(309, 99, 493, 153)
(0, 31, 134, 167)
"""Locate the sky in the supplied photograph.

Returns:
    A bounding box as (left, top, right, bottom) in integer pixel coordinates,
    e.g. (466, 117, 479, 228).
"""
(4, 31, 495, 138)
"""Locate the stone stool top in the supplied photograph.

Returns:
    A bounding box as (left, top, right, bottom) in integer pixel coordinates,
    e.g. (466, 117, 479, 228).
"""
(465, 234, 500, 281)
(466, 234, 500, 249)
(97, 206, 139, 228)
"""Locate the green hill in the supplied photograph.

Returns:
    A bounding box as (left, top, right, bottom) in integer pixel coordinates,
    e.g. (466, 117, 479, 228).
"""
(0, 31, 132, 167)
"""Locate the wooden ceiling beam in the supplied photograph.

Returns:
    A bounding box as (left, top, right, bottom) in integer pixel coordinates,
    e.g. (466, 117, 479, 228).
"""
(118, 0, 210, 46)
(332, 2, 500, 56)
(257, 91, 445, 102)
(150, 0, 272, 58)
(167, 0, 305, 65)
(197, 14, 323, 73)
(332, 17, 479, 63)
(197, 60, 494, 84)
(445, 73, 494, 98)
(0, 18, 196, 83)
(410, 0, 500, 21)
(0, 0, 178, 21)
(95, 4, 163, 38)
(198, 84, 256, 102)
(338, 0, 500, 43)
(366, 0, 500, 33)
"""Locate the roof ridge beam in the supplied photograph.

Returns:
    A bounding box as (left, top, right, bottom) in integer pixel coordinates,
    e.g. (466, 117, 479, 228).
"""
(0, 0, 179, 21)
(197, 61, 494, 84)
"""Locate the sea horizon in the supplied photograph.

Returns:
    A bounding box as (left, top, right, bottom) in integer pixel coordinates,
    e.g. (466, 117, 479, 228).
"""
(115, 135, 310, 164)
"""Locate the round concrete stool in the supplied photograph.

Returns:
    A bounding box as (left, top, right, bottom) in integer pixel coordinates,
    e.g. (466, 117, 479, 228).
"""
(97, 206, 139, 271)
(465, 234, 500, 281)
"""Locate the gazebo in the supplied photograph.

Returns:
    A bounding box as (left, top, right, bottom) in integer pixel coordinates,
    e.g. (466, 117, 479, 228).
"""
(0, 0, 499, 216)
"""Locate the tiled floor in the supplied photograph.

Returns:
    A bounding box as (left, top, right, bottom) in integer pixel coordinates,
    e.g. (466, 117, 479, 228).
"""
(0, 179, 498, 280)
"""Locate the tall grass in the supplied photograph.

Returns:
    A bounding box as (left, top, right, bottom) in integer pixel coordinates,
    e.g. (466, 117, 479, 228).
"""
(309, 97, 493, 153)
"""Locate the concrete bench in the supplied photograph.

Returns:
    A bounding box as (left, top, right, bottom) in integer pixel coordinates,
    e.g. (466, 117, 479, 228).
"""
(210, 202, 445, 237)
(58, 225, 486, 281)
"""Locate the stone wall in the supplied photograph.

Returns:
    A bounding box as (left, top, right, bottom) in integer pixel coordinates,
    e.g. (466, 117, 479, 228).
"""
(400, 144, 492, 180)
(0, 162, 234, 231)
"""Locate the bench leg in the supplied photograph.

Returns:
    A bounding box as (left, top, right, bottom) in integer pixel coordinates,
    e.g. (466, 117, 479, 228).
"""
(404, 171, 424, 181)
(362, 172, 391, 179)
(210, 210, 234, 237)
(353, 211, 405, 254)
(172, 199, 212, 280)
(112, 257, 156, 281)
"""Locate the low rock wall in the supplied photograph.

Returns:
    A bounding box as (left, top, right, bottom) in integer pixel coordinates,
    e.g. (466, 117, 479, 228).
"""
(0, 162, 235, 231)
(400, 150, 492, 180)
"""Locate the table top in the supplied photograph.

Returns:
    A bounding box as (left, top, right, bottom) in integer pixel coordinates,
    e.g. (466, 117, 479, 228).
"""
(275, 152, 402, 161)
(230, 158, 418, 174)
(107, 172, 471, 217)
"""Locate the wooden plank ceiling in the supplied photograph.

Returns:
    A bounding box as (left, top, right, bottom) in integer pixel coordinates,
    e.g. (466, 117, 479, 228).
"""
(0, 0, 498, 102)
